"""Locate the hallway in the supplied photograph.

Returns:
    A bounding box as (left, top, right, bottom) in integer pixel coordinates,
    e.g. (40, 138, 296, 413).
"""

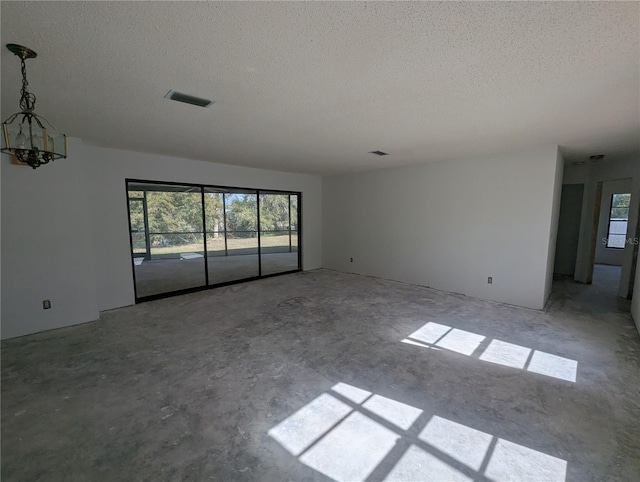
(551, 264, 631, 315)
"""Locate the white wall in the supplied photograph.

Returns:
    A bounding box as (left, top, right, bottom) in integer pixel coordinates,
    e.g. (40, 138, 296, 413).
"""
(544, 149, 565, 302)
(79, 142, 322, 312)
(594, 178, 633, 266)
(1, 138, 322, 339)
(323, 145, 562, 310)
(1, 139, 99, 339)
(568, 155, 640, 298)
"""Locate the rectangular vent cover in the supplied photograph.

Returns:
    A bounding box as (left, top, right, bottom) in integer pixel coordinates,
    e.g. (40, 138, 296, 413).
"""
(165, 90, 214, 108)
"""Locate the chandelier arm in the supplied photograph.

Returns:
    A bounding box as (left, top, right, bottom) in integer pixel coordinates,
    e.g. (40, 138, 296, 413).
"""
(2, 112, 22, 124)
(27, 113, 46, 129)
(31, 113, 57, 130)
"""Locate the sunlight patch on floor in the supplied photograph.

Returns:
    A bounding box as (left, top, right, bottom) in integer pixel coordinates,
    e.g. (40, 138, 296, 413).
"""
(480, 339, 531, 369)
(299, 411, 399, 481)
(402, 322, 578, 382)
(268, 382, 567, 482)
(485, 438, 567, 481)
(527, 350, 578, 382)
(363, 394, 423, 431)
(385, 444, 472, 482)
(268, 393, 351, 456)
(419, 416, 492, 470)
(433, 328, 486, 356)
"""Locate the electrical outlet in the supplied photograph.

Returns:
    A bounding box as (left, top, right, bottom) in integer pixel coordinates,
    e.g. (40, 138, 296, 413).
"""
(487, 277, 493, 284)
(350, 257, 353, 263)
(43, 299, 51, 309)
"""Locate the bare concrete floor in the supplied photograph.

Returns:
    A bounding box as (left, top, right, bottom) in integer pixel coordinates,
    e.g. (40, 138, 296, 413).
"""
(2, 265, 639, 481)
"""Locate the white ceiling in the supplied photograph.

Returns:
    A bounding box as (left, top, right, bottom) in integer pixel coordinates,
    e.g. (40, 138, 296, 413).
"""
(1, 1, 638, 176)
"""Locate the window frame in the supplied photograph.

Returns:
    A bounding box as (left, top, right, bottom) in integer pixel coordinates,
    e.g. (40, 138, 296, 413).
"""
(605, 192, 631, 249)
(126, 178, 302, 302)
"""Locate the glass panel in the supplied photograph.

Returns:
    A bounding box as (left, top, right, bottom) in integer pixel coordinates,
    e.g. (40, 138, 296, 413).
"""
(610, 193, 630, 219)
(290, 196, 298, 230)
(608, 220, 628, 235)
(206, 191, 259, 284)
(607, 234, 626, 249)
(129, 183, 206, 298)
(260, 193, 300, 275)
(128, 199, 145, 232)
(131, 233, 147, 255)
(147, 190, 203, 236)
(611, 193, 631, 209)
(610, 207, 629, 219)
(128, 199, 147, 255)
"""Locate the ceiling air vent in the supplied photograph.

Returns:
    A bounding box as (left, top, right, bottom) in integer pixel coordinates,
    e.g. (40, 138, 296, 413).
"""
(369, 150, 388, 156)
(165, 90, 214, 108)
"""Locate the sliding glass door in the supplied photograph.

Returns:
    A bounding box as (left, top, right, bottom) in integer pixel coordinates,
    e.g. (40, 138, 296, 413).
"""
(127, 180, 301, 301)
(128, 183, 206, 298)
(206, 189, 260, 284)
(260, 193, 299, 275)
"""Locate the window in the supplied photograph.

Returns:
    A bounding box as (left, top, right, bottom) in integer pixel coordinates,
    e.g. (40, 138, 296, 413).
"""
(126, 180, 301, 301)
(606, 193, 631, 249)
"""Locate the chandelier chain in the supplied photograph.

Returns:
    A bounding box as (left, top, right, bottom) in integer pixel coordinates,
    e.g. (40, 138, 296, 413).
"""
(19, 57, 36, 113)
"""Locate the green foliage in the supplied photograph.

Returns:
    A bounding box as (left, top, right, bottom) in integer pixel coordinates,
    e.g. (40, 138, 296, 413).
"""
(204, 193, 224, 233)
(147, 192, 203, 233)
(128, 199, 145, 231)
(128, 190, 221, 245)
(260, 194, 290, 231)
(225, 194, 257, 235)
(128, 188, 299, 245)
(611, 193, 631, 219)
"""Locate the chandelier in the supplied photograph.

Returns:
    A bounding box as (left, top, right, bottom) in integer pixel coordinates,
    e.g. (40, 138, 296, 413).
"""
(1, 44, 67, 169)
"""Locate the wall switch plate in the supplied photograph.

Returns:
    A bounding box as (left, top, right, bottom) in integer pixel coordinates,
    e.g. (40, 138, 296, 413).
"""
(487, 277, 493, 284)
(43, 300, 52, 309)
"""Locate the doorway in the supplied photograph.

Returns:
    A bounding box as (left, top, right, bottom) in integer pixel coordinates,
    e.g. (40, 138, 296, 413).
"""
(587, 178, 635, 299)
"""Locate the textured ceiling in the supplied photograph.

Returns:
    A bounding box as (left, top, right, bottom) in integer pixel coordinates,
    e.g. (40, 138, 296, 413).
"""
(1, 1, 638, 175)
